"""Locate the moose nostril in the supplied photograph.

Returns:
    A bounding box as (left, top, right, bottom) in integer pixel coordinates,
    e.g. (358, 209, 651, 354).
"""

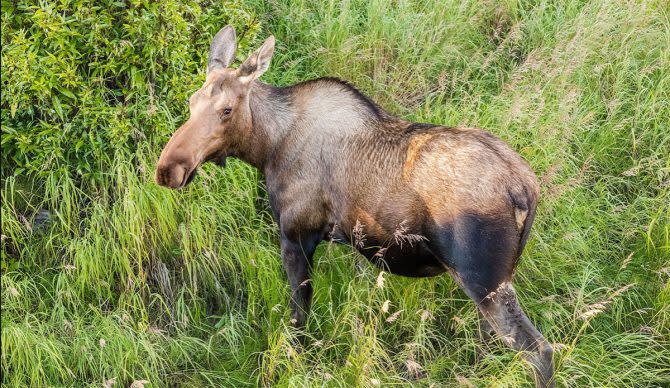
(155, 164, 167, 185)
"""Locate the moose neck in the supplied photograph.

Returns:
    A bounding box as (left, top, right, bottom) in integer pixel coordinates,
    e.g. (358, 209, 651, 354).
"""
(233, 81, 294, 171)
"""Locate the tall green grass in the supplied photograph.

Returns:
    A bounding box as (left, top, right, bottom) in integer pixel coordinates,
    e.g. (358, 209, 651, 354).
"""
(2, 0, 669, 386)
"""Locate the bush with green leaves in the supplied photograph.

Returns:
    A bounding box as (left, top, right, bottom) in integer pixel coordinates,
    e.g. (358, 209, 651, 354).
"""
(1, 0, 258, 181)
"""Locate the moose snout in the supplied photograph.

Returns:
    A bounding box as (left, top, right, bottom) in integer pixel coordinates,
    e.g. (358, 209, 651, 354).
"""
(155, 127, 200, 189)
(155, 161, 190, 189)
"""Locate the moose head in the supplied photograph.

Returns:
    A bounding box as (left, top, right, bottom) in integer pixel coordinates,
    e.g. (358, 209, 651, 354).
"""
(155, 26, 275, 189)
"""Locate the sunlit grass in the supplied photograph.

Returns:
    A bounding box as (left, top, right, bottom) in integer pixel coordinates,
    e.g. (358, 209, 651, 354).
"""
(2, 0, 669, 386)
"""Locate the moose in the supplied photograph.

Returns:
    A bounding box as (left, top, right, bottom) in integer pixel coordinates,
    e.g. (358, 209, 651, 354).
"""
(155, 26, 554, 387)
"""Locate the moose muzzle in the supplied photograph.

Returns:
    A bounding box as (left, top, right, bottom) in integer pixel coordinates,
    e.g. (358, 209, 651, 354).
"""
(155, 124, 203, 189)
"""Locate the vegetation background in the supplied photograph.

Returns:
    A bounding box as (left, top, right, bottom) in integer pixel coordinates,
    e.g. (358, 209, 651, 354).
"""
(1, 0, 668, 386)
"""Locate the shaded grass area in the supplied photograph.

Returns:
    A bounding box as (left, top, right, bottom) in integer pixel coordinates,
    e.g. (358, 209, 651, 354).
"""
(2, 0, 669, 386)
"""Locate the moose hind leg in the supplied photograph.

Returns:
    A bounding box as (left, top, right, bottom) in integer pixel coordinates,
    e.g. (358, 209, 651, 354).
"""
(430, 213, 554, 387)
(478, 283, 554, 388)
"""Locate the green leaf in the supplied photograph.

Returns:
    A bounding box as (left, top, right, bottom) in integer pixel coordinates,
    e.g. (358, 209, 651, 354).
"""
(52, 95, 64, 119)
(59, 88, 76, 99)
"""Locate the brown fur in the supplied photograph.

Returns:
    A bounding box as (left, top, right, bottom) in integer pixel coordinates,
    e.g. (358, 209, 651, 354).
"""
(155, 26, 553, 387)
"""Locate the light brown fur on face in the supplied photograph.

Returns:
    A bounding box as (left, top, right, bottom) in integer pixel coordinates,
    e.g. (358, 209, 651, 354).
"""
(155, 26, 553, 387)
(155, 69, 252, 189)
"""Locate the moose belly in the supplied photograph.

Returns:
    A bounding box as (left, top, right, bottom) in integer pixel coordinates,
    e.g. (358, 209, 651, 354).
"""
(357, 238, 446, 278)
(335, 201, 446, 277)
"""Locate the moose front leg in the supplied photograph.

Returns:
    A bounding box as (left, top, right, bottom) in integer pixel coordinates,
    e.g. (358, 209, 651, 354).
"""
(280, 234, 320, 329)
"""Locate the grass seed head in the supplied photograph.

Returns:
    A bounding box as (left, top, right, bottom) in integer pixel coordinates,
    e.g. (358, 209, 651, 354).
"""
(376, 271, 386, 288)
(386, 310, 403, 323)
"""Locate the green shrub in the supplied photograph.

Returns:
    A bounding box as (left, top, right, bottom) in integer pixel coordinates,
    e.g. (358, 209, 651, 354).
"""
(1, 0, 259, 181)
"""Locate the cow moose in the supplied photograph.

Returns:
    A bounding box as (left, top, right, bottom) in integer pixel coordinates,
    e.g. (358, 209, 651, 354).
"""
(155, 26, 554, 387)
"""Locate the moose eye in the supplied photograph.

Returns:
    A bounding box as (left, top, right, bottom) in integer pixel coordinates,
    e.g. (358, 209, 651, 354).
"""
(219, 107, 232, 121)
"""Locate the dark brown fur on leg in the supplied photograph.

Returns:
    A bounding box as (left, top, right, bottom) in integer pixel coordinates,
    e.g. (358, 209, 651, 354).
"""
(479, 282, 555, 388)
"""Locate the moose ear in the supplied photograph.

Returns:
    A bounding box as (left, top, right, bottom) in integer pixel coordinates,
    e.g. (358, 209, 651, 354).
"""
(207, 25, 237, 74)
(239, 35, 275, 81)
